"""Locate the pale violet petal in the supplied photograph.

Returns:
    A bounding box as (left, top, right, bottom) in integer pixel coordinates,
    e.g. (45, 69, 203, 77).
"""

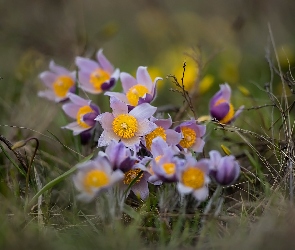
(165, 129, 181, 146)
(67, 93, 90, 106)
(177, 182, 193, 195)
(121, 136, 140, 148)
(62, 121, 89, 135)
(120, 72, 137, 93)
(62, 103, 80, 119)
(96, 49, 114, 73)
(39, 71, 56, 88)
(49, 60, 71, 75)
(95, 112, 114, 131)
(136, 119, 156, 137)
(110, 97, 128, 116)
(136, 66, 153, 93)
(105, 92, 128, 103)
(192, 186, 209, 201)
(129, 103, 157, 121)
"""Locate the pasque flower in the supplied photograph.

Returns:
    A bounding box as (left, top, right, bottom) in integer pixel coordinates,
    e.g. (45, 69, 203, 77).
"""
(38, 61, 75, 102)
(105, 66, 162, 107)
(98, 141, 137, 172)
(209, 83, 243, 124)
(208, 150, 240, 186)
(73, 156, 124, 202)
(62, 93, 100, 135)
(143, 115, 181, 151)
(175, 120, 206, 152)
(95, 97, 157, 148)
(176, 157, 210, 201)
(76, 49, 119, 94)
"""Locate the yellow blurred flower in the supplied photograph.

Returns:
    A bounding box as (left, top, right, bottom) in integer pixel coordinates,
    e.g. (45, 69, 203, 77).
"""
(199, 75, 214, 94)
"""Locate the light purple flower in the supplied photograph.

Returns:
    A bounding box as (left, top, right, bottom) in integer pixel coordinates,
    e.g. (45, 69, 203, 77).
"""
(98, 141, 137, 172)
(142, 115, 181, 151)
(149, 143, 185, 183)
(62, 93, 100, 135)
(175, 120, 206, 152)
(105, 66, 162, 107)
(176, 157, 210, 202)
(38, 60, 76, 102)
(121, 164, 151, 200)
(95, 97, 157, 148)
(210, 83, 244, 124)
(208, 150, 240, 186)
(73, 156, 124, 202)
(75, 49, 119, 94)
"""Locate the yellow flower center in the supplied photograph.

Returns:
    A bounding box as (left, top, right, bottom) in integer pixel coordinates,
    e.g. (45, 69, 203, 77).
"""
(145, 127, 166, 150)
(83, 169, 109, 192)
(112, 114, 138, 139)
(52, 75, 74, 98)
(126, 84, 149, 106)
(214, 98, 235, 124)
(76, 105, 94, 128)
(89, 68, 111, 91)
(182, 167, 205, 189)
(123, 169, 143, 185)
(179, 127, 196, 148)
(162, 163, 176, 175)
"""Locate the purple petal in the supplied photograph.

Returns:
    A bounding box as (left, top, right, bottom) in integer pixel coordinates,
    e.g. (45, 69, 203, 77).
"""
(209, 150, 222, 167)
(62, 103, 80, 119)
(120, 72, 137, 93)
(49, 60, 71, 75)
(75, 57, 99, 74)
(150, 137, 168, 157)
(177, 182, 193, 194)
(67, 93, 90, 106)
(153, 116, 172, 129)
(90, 103, 100, 115)
(220, 83, 231, 101)
(131, 173, 150, 200)
(96, 49, 114, 73)
(105, 92, 128, 103)
(165, 129, 181, 145)
(121, 136, 141, 148)
(136, 66, 153, 92)
(191, 138, 205, 152)
(129, 103, 157, 121)
(136, 119, 157, 136)
(101, 78, 115, 91)
(62, 121, 90, 135)
(83, 112, 97, 127)
(39, 71, 56, 88)
(192, 186, 209, 201)
(110, 97, 128, 116)
(138, 93, 153, 105)
(95, 112, 114, 131)
(38, 90, 57, 102)
(210, 102, 230, 121)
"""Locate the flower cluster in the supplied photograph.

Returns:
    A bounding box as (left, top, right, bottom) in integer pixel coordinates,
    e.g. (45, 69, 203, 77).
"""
(38, 49, 243, 203)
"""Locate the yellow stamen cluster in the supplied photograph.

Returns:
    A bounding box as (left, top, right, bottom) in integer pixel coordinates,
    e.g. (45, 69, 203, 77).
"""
(90, 68, 111, 91)
(214, 98, 235, 124)
(123, 169, 143, 185)
(162, 163, 176, 175)
(145, 127, 166, 150)
(53, 76, 74, 98)
(112, 114, 138, 139)
(182, 167, 205, 189)
(179, 127, 196, 148)
(76, 105, 94, 128)
(126, 84, 149, 106)
(83, 169, 109, 192)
